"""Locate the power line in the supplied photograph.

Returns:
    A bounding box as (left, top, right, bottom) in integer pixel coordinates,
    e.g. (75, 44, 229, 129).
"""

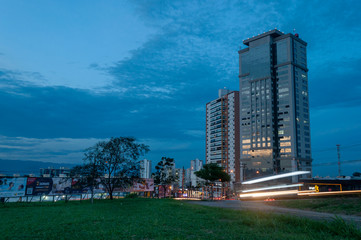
(342, 143, 361, 150)
(313, 159, 361, 167)
(313, 142, 361, 153)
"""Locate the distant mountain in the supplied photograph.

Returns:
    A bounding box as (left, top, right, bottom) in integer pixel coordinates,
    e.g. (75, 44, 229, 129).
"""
(0, 159, 77, 176)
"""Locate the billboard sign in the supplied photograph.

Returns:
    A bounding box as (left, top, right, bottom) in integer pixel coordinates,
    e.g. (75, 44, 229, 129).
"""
(133, 179, 154, 192)
(70, 178, 89, 194)
(49, 178, 72, 195)
(26, 178, 53, 196)
(0, 177, 26, 197)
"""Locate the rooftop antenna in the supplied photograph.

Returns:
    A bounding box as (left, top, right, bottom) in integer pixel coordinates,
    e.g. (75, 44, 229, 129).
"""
(293, 28, 299, 37)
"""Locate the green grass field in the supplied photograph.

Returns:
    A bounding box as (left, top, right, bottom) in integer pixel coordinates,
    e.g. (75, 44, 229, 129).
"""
(265, 196, 361, 216)
(1, 198, 360, 240)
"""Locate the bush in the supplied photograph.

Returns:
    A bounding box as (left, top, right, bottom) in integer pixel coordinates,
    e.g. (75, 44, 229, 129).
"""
(125, 193, 138, 199)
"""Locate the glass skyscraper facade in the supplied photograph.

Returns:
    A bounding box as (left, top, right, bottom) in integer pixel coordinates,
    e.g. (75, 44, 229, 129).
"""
(238, 29, 312, 181)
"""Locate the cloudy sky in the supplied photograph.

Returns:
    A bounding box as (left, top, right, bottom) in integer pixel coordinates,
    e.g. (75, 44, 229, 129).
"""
(1, 0, 360, 177)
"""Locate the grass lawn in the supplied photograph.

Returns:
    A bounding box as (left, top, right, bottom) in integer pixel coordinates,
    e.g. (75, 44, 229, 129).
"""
(265, 196, 361, 216)
(1, 198, 360, 240)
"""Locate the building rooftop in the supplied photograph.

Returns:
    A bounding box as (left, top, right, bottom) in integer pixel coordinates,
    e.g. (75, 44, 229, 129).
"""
(243, 29, 284, 46)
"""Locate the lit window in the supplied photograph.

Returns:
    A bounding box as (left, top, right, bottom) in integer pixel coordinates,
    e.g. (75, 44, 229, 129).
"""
(280, 142, 291, 147)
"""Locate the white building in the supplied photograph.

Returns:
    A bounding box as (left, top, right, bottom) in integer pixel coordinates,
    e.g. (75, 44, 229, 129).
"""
(174, 168, 185, 188)
(190, 158, 203, 187)
(140, 159, 152, 179)
(206, 89, 240, 184)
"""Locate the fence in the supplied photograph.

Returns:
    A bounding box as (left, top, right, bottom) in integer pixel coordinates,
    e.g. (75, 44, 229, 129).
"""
(0, 176, 154, 203)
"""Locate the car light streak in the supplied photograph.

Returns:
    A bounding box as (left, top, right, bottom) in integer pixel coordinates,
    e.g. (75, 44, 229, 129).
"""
(240, 183, 303, 193)
(239, 190, 299, 198)
(298, 190, 361, 196)
(242, 171, 310, 185)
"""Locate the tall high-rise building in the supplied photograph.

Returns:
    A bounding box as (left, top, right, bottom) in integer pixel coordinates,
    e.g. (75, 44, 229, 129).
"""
(140, 159, 152, 179)
(206, 89, 240, 184)
(238, 29, 312, 181)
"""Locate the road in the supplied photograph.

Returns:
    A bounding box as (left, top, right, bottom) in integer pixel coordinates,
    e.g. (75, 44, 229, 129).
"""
(188, 200, 361, 228)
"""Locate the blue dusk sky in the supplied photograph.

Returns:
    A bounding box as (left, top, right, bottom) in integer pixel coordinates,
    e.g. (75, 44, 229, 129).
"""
(0, 0, 360, 177)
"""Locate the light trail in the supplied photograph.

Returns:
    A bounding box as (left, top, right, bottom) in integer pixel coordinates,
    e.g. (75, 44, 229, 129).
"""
(240, 189, 361, 199)
(240, 183, 303, 193)
(298, 190, 361, 196)
(242, 171, 310, 185)
(239, 190, 299, 198)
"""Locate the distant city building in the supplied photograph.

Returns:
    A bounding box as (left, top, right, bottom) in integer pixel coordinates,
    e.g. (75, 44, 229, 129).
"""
(190, 158, 204, 187)
(174, 168, 183, 188)
(40, 167, 70, 177)
(238, 29, 312, 181)
(185, 168, 191, 187)
(140, 159, 152, 179)
(206, 89, 240, 184)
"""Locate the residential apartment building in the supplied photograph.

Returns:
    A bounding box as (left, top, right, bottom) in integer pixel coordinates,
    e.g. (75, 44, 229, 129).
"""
(174, 168, 184, 188)
(140, 159, 152, 179)
(238, 29, 312, 181)
(206, 89, 240, 184)
(190, 158, 203, 187)
(40, 167, 70, 177)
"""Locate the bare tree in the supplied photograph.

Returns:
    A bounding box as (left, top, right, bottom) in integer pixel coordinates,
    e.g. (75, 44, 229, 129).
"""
(83, 137, 149, 200)
(71, 159, 102, 204)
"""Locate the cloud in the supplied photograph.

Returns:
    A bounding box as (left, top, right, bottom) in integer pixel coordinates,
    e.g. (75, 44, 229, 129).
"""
(184, 130, 204, 138)
(309, 58, 361, 109)
(0, 76, 136, 139)
(1, 0, 361, 171)
(0, 135, 105, 163)
(0, 68, 49, 87)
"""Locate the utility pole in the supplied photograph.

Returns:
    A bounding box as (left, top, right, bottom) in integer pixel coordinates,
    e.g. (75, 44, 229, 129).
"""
(336, 144, 341, 177)
(181, 167, 185, 198)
